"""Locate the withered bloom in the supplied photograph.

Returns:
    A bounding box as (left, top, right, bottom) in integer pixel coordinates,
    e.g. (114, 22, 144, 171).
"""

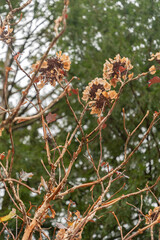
(31, 51, 71, 89)
(103, 54, 133, 87)
(82, 78, 117, 115)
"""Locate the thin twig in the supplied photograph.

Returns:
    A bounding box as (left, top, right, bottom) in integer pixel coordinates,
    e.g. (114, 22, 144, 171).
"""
(111, 211, 124, 239)
(8, 125, 15, 176)
(122, 108, 129, 136)
(4, 178, 40, 194)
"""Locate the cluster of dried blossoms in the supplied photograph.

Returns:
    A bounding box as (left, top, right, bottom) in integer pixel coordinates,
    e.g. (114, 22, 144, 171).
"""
(31, 51, 71, 89)
(82, 54, 133, 115)
(82, 78, 117, 115)
(0, 25, 13, 44)
(103, 54, 133, 87)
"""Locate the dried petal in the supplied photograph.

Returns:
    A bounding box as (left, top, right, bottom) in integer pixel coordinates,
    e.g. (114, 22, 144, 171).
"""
(149, 65, 156, 75)
(128, 73, 134, 80)
(108, 90, 117, 99)
(40, 176, 48, 191)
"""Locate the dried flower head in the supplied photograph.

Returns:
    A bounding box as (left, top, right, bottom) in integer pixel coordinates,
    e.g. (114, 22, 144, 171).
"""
(31, 51, 71, 88)
(145, 207, 160, 224)
(82, 78, 117, 115)
(103, 54, 133, 87)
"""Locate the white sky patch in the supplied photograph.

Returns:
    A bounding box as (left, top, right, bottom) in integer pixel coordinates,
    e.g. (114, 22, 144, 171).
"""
(0, 1, 50, 111)
(0, 186, 5, 210)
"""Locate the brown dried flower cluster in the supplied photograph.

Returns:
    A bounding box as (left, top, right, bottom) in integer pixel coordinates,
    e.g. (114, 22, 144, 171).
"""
(82, 77, 117, 115)
(103, 54, 133, 87)
(0, 25, 13, 44)
(145, 207, 160, 224)
(82, 55, 134, 115)
(31, 51, 71, 89)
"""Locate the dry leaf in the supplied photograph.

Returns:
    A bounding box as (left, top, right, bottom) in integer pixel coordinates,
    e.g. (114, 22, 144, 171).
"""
(0, 208, 16, 222)
(56, 222, 67, 229)
(0, 153, 5, 160)
(50, 208, 56, 218)
(46, 112, 57, 123)
(75, 210, 81, 219)
(20, 170, 33, 181)
(0, 128, 4, 137)
(71, 88, 78, 95)
(40, 176, 48, 191)
(101, 162, 106, 167)
(148, 76, 160, 87)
